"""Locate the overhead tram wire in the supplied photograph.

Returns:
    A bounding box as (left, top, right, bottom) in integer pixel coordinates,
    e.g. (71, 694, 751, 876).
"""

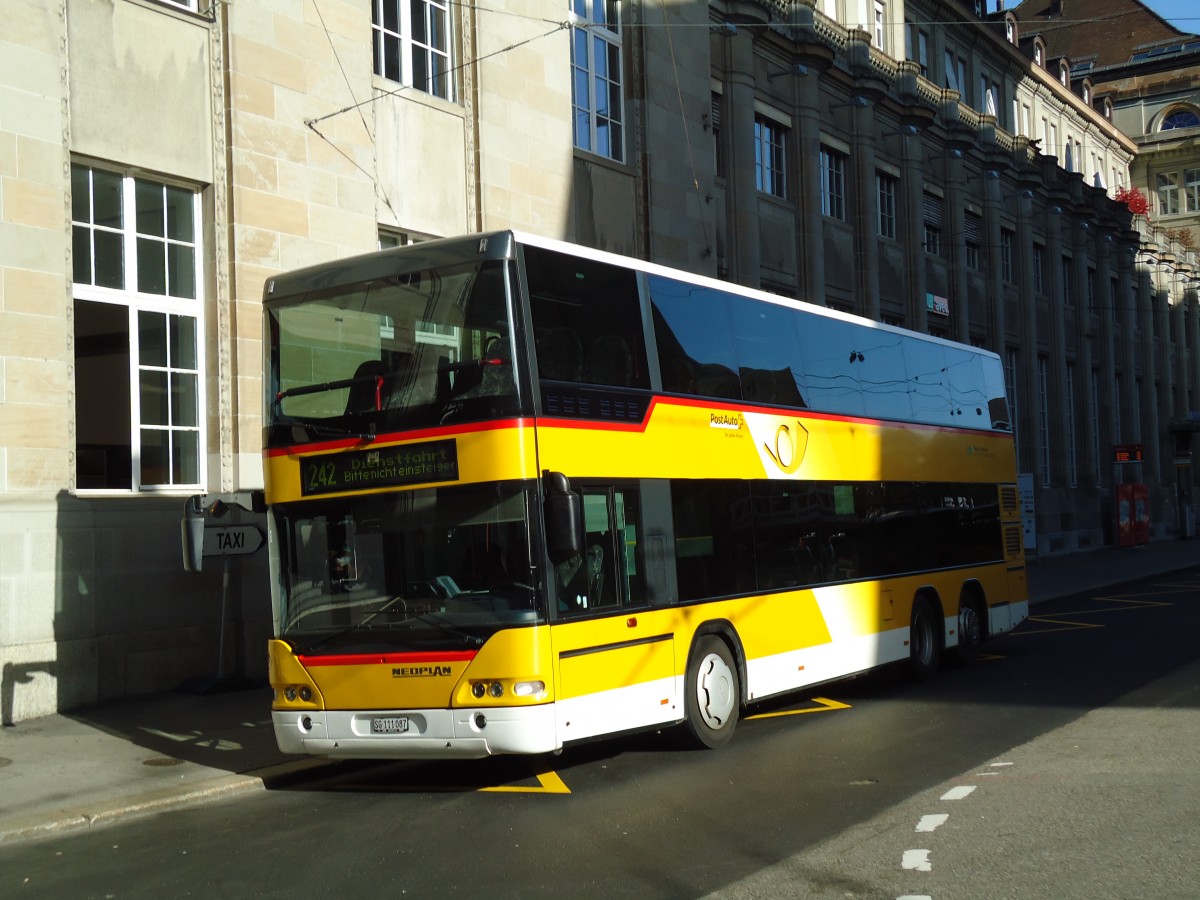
(309, 0, 400, 223)
(301, 13, 568, 223)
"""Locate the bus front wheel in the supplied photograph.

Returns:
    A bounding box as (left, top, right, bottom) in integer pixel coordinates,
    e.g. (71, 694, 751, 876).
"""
(679, 635, 740, 749)
(908, 597, 941, 681)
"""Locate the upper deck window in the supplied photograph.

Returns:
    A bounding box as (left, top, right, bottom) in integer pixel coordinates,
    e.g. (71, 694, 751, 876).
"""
(267, 259, 522, 442)
(525, 245, 649, 390)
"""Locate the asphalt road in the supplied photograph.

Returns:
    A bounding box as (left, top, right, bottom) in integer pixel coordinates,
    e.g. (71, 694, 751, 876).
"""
(4, 569, 1199, 899)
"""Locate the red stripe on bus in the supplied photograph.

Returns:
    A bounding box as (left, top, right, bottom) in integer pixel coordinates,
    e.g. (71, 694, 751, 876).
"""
(299, 650, 479, 666)
(264, 418, 534, 457)
(540, 395, 1008, 439)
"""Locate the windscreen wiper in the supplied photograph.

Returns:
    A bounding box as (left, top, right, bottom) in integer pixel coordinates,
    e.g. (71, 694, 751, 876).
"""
(292, 420, 375, 443)
(295, 599, 483, 654)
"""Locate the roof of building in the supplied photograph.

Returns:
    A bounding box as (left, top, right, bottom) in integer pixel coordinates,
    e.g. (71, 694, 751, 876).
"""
(1009, 0, 1197, 70)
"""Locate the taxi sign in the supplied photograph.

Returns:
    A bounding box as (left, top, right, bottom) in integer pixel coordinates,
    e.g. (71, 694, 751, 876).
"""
(203, 523, 266, 557)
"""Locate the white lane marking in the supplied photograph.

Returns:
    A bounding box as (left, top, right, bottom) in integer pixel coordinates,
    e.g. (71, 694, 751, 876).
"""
(991, 761, 1013, 767)
(941, 785, 976, 801)
(916, 813, 949, 832)
(902, 849, 932, 871)
(897, 896, 933, 900)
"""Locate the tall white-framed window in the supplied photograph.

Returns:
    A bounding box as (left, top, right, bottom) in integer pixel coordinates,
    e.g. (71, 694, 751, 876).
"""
(711, 92, 726, 178)
(1091, 368, 1102, 483)
(1157, 172, 1180, 215)
(819, 146, 846, 218)
(1038, 356, 1051, 486)
(756, 115, 789, 198)
(877, 171, 898, 238)
(922, 191, 943, 256)
(873, 1, 886, 49)
(905, 20, 930, 77)
(1033, 244, 1045, 294)
(1132, 378, 1142, 441)
(1001, 228, 1015, 282)
(1006, 348, 1022, 471)
(965, 211, 982, 269)
(570, 0, 624, 162)
(944, 49, 967, 99)
(1108, 374, 1118, 441)
(980, 73, 999, 117)
(1185, 168, 1200, 212)
(71, 163, 204, 492)
(372, 0, 453, 101)
(1065, 363, 1078, 486)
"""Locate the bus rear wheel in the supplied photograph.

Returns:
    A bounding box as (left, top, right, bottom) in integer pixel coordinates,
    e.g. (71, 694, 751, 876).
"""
(908, 597, 941, 681)
(953, 595, 986, 664)
(679, 636, 739, 749)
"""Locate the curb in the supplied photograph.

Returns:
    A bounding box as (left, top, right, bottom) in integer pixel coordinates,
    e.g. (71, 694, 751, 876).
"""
(0, 757, 336, 845)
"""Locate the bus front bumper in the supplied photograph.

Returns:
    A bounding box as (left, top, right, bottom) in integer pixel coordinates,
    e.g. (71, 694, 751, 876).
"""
(272, 704, 559, 759)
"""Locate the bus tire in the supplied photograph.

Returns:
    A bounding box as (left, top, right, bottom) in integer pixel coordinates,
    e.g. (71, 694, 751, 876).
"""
(908, 596, 941, 681)
(679, 635, 739, 749)
(952, 593, 986, 665)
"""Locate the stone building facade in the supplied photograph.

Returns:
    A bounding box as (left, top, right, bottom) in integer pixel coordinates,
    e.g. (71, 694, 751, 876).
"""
(1, 0, 1195, 720)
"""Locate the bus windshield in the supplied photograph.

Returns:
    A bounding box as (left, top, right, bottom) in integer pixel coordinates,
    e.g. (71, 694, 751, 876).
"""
(266, 259, 523, 444)
(274, 481, 542, 654)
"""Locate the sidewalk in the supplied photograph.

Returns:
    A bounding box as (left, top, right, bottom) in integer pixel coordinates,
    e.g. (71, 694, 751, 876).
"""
(1, 539, 1196, 844)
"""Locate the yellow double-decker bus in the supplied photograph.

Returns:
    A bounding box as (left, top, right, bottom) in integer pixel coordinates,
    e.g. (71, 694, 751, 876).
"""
(263, 231, 1027, 758)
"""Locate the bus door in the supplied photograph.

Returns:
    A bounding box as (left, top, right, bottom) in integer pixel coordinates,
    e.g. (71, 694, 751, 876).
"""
(551, 486, 678, 744)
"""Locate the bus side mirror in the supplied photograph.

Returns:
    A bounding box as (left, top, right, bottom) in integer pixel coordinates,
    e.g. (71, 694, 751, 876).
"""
(182, 496, 205, 573)
(543, 471, 582, 566)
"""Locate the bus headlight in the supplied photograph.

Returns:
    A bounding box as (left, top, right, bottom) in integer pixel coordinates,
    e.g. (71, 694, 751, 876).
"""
(488, 682, 504, 698)
(513, 680, 545, 697)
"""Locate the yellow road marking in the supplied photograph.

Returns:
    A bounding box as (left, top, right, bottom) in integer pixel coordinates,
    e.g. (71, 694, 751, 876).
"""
(480, 767, 571, 794)
(747, 696, 851, 720)
(1018, 588, 1181, 634)
(1024, 615, 1106, 634)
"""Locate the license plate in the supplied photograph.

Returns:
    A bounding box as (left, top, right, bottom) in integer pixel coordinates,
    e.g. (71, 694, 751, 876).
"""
(371, 716, 409, 734)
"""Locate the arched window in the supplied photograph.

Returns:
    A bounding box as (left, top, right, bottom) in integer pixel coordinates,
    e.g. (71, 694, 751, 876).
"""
(1103, 97, 1113, 120)
(1005, 15, 1017, 44)
(1059, 62, 1069, 85)
(1161, 107, 1200, 131)
(1034, 39, 1045, 66)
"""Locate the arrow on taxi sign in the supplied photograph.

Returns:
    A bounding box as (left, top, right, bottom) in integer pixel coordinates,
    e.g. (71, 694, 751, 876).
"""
(203, 523, 266, 557)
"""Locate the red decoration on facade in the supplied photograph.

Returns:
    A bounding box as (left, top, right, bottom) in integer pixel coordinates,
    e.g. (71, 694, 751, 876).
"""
(1114, 185, 1151, 220)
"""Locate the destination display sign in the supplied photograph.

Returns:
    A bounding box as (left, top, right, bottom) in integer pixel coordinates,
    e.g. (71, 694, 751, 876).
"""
(1113, 443, 1144, 464)
(300, 439, 459, 496)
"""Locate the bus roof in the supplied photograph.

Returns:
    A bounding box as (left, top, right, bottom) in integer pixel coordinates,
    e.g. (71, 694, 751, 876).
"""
(264, 229, 1000, 364)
